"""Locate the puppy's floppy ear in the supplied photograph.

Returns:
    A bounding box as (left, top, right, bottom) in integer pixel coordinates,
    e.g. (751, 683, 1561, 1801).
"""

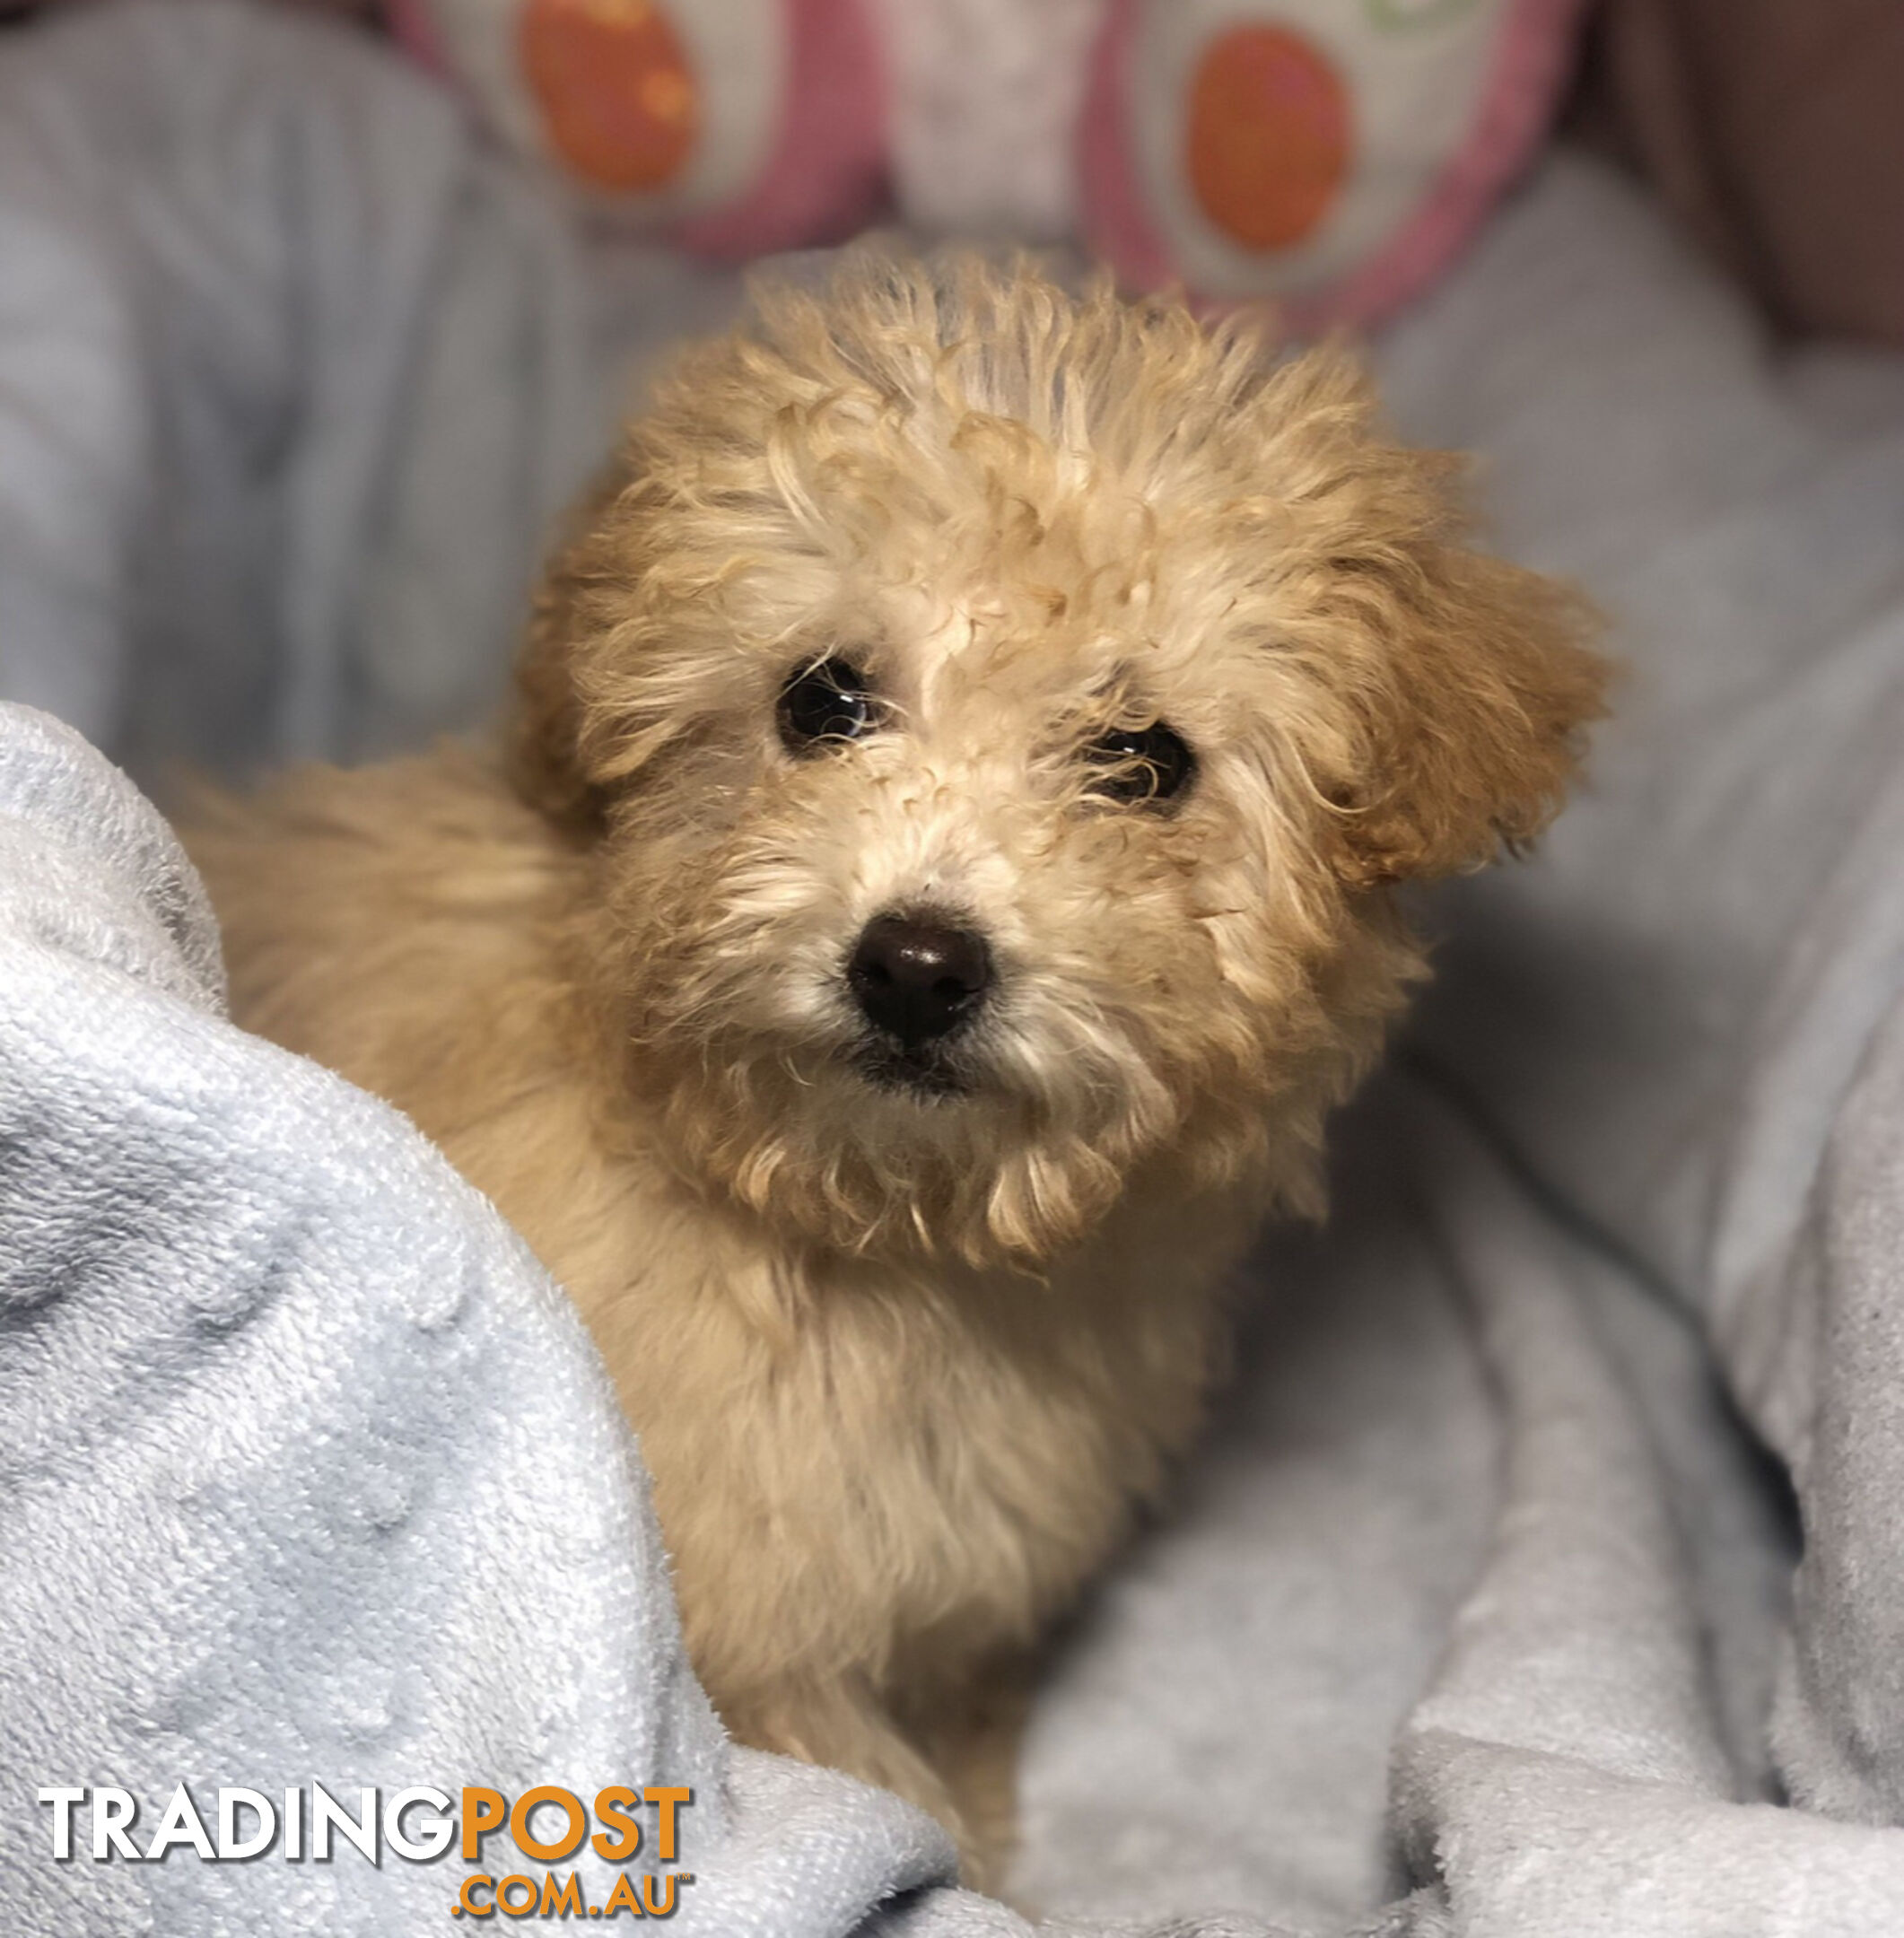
(1323, 507, 1608, 890)
(508, 468, 632, 834)
(511, 549, 602, 832)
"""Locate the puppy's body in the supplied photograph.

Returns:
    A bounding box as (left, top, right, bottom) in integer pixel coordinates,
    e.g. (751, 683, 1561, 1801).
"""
(202, 746, 1270, 1840)
(190, 256, 1603, 1874)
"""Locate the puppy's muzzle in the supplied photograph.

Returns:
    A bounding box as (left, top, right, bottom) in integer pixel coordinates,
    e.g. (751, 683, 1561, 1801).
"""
(848, 913, 992, 1051)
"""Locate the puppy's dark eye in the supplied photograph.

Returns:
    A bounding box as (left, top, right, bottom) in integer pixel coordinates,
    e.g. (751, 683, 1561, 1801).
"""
(1084, 723, 1196, 807)
(779, 657, 878, 752)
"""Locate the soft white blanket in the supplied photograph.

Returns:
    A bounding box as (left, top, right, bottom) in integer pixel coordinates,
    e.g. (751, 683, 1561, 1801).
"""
(0, 700, 1001, 1935)
(4, 4, 1904, 1934)
(0, 0, 603, 778)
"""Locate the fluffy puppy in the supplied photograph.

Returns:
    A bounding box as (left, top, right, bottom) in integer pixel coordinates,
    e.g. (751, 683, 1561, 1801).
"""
(188, 253, 1603, 1880)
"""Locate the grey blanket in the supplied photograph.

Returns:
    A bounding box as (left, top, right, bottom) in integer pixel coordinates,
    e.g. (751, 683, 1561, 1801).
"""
(0, 0, 604, 780)
(5, 4, 1904, 1934)
(0, 699, 1000, 1938)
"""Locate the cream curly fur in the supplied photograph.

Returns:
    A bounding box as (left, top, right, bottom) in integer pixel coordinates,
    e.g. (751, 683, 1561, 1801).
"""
(187, 252, 1604, 1883)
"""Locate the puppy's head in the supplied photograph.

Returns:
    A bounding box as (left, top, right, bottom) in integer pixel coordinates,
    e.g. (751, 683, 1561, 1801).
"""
(516, 253, 1603, 1268)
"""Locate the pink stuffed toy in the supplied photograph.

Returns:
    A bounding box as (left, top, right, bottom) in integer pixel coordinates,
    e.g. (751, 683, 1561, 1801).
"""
(389, 0, 1587, 329)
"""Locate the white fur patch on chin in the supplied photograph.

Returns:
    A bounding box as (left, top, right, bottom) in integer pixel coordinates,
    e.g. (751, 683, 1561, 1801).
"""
(871, 0, 1110, 239)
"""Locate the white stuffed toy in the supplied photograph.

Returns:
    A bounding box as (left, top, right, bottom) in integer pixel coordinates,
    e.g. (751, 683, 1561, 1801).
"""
(389, 0, 1586, 327)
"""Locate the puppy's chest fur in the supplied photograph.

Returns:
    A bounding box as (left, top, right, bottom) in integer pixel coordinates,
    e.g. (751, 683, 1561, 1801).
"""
(575, 1169, 1241, 1703)
(194, 753, 1248, 1715)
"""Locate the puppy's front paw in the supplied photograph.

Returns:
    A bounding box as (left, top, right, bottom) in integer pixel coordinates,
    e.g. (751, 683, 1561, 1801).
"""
(721, 1672, 1002, 1887)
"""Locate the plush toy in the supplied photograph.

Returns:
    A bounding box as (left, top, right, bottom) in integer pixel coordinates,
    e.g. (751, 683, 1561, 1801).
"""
(388, 0, 1587, 328)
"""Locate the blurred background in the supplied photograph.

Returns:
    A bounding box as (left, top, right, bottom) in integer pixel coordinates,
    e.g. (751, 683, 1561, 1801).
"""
(0, 0, 1899, 792)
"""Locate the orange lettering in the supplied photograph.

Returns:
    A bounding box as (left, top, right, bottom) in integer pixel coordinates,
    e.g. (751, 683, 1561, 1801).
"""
(461, 1789, 507, 1863)
(601, 1870, 644, 1916)
(642, 1787, 690, 1862)
(510, 1785, 586, 1864)
(591, 1786, 642, 1863)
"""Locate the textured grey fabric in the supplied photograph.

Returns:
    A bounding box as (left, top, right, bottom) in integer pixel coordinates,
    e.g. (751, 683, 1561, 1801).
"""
(0, 702, 965, 1935)
(0, 0, 605, 782)
(1379, 150, 1904, 1853)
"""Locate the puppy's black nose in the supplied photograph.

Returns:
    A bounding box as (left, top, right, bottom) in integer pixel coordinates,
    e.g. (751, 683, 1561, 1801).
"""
(848, 915, 992, 1048)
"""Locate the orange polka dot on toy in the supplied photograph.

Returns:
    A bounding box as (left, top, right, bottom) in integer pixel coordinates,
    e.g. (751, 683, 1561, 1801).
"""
(1186, 23, 1351, 252)
(520, 0, 700, 194)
